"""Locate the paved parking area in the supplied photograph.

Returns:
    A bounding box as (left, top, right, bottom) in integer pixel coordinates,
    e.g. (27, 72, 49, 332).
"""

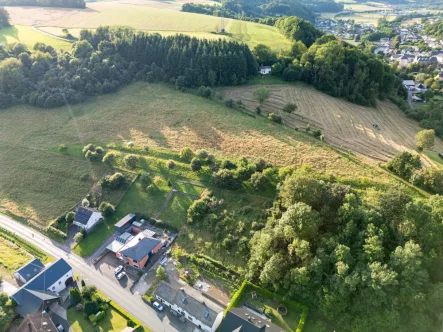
(94, 253, 138, 290)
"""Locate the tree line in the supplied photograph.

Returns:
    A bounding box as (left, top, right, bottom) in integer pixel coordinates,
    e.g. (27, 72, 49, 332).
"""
(0, 26, 258, 109)
(0, 0, 84, 7)
(256, 17, 404, 106)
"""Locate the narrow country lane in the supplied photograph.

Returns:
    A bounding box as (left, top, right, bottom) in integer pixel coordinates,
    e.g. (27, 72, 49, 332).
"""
(0, 213, 177, 332)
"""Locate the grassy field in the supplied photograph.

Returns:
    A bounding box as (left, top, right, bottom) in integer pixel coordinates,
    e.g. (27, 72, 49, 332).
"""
(0, 25, 72, 50)
(424, 150, 443, 167)
(68, 307, 127, 332)
(158, 193, 195, 229)
(7, 3, 289, 52)
(0, 237, 32, 272)
(0, 81, 400, 226)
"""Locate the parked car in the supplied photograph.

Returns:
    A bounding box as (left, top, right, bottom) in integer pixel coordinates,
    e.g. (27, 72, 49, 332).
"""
(116, 272, 126, 280)
(153, 301, 164, 311)
(114, 265, 124, 275)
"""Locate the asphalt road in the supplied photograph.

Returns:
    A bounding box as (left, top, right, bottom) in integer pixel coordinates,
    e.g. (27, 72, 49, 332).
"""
(0, 213, 178, 332)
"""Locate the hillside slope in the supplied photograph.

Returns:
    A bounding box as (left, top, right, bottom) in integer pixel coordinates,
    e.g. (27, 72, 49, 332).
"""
(223, 84, 443, 162)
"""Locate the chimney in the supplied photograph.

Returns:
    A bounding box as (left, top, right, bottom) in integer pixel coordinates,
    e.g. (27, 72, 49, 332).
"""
(28, 322, 33, 332)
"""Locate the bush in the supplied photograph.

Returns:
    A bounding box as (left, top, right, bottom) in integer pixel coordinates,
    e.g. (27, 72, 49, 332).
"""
(250, 172, 267, 190)
(58, 144, 68, 153)
(85, 301, 100, 315)
(196, 150, 209, 160)
(89, 314, 98, 325)
(100, 172, 129, 190)
(267, 112, 282, 123)
(156, 265, 167, 281)
(70, 287, 82, 305)
(96, 311, 106, 321)
(166, 160, 175, 169)
(386, 152, 422, 180)
(98, 202, 115, 218)
(225, 98, 234, 108)
(255, 106, 261, 114)
(197, 86, 212, 98)
(82, 285, 97, 300)
(180, 147, 194, 162)
(74, 232, 83, 243)
(213, 169, 241, 189)
(81, 280, 86, 287)
(282, 103, 297, 113)
(83, 144, 95, 154)
(306, 124, 311, 132)
(66, 211, 75, 225)
(102, 152, 116, 164)
(221, 159, 237, 170)
(124, 154, 139, 169)
(190, 158, 203, 171)
(312, 129, 322, 137)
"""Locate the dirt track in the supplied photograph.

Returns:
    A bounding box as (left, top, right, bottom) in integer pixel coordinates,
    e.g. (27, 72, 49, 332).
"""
(223, 84, 443, 162)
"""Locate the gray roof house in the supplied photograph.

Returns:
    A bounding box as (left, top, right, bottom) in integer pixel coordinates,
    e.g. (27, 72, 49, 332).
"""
(16, 312, 61, 332)
(14, 258, 45, 284)
(11, 258, 74, 317)
(119, 236, 161, 262)
(154, 281, 224, 332)
(220, 308, 284, 332)
(73, 206, 103, 232)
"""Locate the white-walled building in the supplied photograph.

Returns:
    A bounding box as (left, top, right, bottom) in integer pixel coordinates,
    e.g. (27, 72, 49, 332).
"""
(154, 281, 224, 332)
(11, 258, 74, 317)
(73, 205, 103, 232)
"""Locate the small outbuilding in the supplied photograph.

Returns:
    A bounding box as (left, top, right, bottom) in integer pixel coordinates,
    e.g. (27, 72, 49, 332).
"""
(259, 65, 272, 75)
(115, 213, 137, 233)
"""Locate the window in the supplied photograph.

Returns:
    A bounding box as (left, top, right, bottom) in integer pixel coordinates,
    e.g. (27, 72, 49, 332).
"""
(52, 286, 55, 290)
(58, 281, 61, 285)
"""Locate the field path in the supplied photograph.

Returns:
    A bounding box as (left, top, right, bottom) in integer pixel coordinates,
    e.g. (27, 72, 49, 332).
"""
(223, 84, 443, 162)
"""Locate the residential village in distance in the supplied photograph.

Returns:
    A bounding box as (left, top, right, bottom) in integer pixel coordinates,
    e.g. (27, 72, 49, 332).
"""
(316, 12, 443, 104)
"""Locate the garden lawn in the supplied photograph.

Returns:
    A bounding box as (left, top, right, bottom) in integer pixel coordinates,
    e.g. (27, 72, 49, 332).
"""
(0, 25, 72, 50)
(67, 307, 127, 332)
(237, 284, 304, 332)
(73, 219, 116, 257)
(0, 237, 32, 272)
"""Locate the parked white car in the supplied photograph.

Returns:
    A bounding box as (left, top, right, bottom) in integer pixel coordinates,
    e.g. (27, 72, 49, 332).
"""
(116, 272, 126, 280)
(153, 301, 164, 311)
(114, 265, 124, 275)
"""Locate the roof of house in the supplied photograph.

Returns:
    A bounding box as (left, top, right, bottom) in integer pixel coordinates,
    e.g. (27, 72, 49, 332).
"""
(15, 258, 45, 282)
(115, 213, 136, 229)
(116, 232, 134, 244)
(74, 206, 99, 225)
(416, 56, 437, 62)
(119, 234, 161, 261)
(12, 258, 72, 316)
(154, 281, 220, 327)
(106, 240, 124, 253)
(17, 312, 59, 332)
(220, 308, 284, 332)
(259, 65, 272, 70)
(403, 80, 415, 86)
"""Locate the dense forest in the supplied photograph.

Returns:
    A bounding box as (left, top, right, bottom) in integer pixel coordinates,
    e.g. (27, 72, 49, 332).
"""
(0, 26, 257, 109)
(0, 7, 9, 28)
(267, 17, 403, 106)
(189, 164, 443, 331)
(245, 167, 443, 331)
(0, 0, 84, 7)
(182, 0, 317, 22)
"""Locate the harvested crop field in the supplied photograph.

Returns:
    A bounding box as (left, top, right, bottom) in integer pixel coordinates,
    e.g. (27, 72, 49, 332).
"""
(223, 84, 443, 162)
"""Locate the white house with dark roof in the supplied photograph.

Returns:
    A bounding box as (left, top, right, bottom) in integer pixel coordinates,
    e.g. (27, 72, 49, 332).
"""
(11, 258, 74, 317)
(73, 205, 102, 232)
(14, 258, 45, 284)
(154, 281, 224, 332)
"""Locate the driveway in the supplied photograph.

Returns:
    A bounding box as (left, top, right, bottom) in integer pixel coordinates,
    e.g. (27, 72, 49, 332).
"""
(0, 213, 182, 332)
(94, 253, 137, 291)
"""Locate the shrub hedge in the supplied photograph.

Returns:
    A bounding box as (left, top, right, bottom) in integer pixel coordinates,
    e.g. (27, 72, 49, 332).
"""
(108, 301, 142, 330)
(0, 226, 50, 262)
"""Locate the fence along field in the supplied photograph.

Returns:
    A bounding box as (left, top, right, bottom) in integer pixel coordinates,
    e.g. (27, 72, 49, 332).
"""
(223, 84, 443, 162)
